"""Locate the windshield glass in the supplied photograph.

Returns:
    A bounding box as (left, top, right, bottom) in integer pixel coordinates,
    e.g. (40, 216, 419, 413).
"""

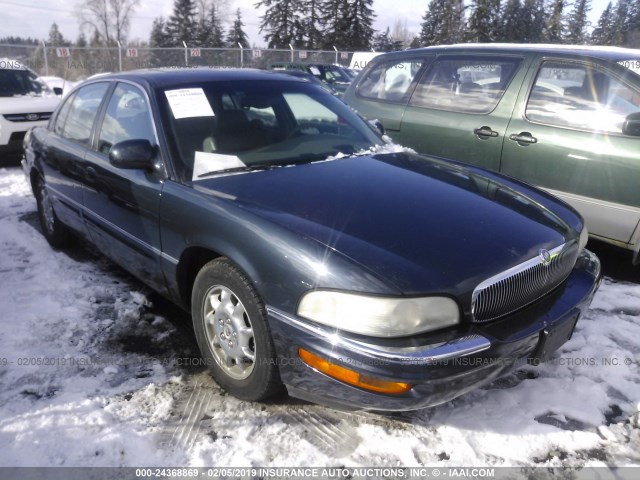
(317, 65, 352, 83)
(158, 80, 381, 181)
(0, 67, 50, 97)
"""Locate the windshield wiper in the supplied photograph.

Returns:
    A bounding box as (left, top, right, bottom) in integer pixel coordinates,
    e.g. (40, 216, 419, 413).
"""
(197, 163, 274, 178)
(197, 153, 339, 179)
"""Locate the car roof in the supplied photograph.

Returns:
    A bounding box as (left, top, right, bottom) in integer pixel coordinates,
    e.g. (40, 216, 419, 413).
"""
(395, 43, 640, 61)
(85, 68, 308, 89)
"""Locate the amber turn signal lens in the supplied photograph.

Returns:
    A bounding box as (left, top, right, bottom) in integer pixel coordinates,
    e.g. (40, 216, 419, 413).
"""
(298, 348, 411, 395)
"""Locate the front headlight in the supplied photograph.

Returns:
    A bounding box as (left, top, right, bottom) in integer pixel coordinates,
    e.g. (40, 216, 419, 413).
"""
(297, 290, 460, 338)
(578, 226, 589, 252)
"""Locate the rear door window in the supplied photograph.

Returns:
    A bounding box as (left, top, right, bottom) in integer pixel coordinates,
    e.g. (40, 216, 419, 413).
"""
(409, 56, 521, 113)
(52, 92, 76, 136)
(62, 82, 110, 146)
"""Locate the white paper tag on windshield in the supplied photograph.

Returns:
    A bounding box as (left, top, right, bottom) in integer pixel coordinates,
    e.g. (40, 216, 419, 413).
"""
(165, 88, 215, 119)
(192, 151, 246, 180)
(309, 66, 321, 76)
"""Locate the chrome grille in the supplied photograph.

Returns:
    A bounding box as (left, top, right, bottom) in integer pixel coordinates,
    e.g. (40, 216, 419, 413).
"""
(3, 112, 52, 122)
(471, 242, 578, 323)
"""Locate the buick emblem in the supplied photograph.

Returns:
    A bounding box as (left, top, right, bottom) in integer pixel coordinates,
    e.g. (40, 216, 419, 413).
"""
(26, 113, 39, 121)
(539, 249, 552, 266)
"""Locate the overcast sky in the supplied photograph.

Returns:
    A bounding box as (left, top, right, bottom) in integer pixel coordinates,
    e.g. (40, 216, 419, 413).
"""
(0, 0, 611, 48)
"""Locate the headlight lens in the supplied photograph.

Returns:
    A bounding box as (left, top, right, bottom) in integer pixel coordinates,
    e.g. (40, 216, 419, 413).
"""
(297, 291, 460, 337)
(578, 226, 589, 252)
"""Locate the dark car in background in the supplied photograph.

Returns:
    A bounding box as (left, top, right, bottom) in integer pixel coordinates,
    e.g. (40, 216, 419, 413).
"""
(23, 68, 600, 411)
(268, 62, 353, 95)
(273, 69, 339, 95)
(344, 44, 640, 264)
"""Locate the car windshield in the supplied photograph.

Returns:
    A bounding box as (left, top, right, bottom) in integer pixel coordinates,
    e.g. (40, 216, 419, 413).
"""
(158, 80, 381, 181)
(316, 65, 352, 83)
(0, 67, 50, 97)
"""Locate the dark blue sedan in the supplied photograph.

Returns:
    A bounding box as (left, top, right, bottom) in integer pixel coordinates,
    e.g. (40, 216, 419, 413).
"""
(23, 69, 601, 410)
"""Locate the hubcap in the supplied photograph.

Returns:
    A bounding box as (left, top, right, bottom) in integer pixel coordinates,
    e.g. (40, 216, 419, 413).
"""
(202, 285, 255, 380)
(39, 184, 55, 234)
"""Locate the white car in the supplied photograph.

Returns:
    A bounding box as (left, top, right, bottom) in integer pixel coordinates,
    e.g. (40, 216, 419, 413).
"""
(37, 76, 78, 97)
(0, 58, 60, 160)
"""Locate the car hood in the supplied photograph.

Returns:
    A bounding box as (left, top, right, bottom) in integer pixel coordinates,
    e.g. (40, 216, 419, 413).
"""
(0, 95, 60, 114)
(195, 152, 579, 298)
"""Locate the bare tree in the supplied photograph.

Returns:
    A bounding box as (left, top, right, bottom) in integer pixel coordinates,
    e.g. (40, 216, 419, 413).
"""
(76, 0, 141, 45)
(390, 17, 414, 48)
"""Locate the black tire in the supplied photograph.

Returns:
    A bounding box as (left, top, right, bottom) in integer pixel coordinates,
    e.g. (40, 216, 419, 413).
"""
(35, 177, 71, 249)
(191, 258, 283, 401)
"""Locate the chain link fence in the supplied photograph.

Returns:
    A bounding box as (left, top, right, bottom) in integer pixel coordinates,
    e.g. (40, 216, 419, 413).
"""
(0, 43, 359, 81)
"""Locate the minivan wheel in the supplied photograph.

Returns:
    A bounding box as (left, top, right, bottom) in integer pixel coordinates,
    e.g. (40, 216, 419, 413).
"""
(191, 258, 283, 401)
(35, 177, 70, 248)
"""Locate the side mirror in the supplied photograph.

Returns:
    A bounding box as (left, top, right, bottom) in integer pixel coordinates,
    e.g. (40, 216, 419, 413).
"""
(109, 139, 157, 170)
(53, 87, 63, 96)
(622, 112, 640, 137)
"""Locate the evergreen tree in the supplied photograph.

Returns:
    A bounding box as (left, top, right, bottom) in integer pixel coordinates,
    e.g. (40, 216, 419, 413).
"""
(256, 0, 304, 48)
(319, 0, 351, 48)
(48, 23, 70, 47)
(521, 0, 545, 42)
(76, 33, 88, 48)
(443, 0, 465, 44)
(497, 0, 524, 41)
(565, 0, 591, 43)
(0, 37, 39, 46)
(372, 27, 404, 51)
(89, 29, 103, 47)
(167, 0, 198, 46)
(226, 8, 250, 48)
(591, 2, 615, 44)
(343, 0, 376, 49)
(624, 0, 640, 46)
(544, 0, 566, 42)
(301, 0, 323, 49)
(409, 36, 422, 48)
(419, 0, 465, 46)
(466, 0, 501, 42)
(611, 0, 631, 44)
(419, 0, 447, 45)
(196, 4, 225, 47)
(150, 17, 172, 48)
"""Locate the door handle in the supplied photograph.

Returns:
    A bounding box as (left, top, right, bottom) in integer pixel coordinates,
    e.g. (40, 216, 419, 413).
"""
(509, 132, 537, 145)
(474, 126, 499, 138)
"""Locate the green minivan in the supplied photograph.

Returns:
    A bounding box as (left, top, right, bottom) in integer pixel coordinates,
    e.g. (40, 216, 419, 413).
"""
(343, 44, 640, 264)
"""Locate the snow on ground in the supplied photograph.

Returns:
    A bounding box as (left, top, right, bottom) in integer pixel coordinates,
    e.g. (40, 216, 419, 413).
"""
(0, 166, 638, 468)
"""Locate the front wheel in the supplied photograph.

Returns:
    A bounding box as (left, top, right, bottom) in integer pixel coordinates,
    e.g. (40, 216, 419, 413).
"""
(191, 258, 283, 401)
(35, 177, 71, 248)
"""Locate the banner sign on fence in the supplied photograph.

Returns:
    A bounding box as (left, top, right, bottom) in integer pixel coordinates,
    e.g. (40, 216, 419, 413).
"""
(299, 51, 307, 59)
(254, 49, 262, 58)
(126, 48, 138, 57)
(190, 48, 201, 57)
(55, 48, 70, 58)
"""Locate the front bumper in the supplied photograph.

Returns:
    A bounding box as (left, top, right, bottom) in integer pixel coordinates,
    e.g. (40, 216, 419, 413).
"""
(267, 249, 601, 411)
